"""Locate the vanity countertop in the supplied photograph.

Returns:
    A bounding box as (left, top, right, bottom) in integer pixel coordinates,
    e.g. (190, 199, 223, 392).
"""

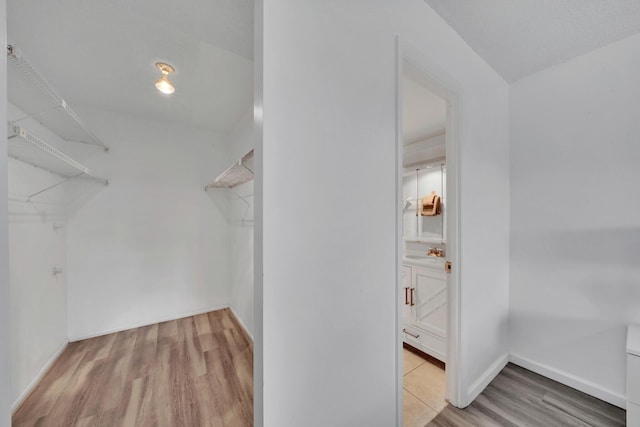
(403, 253, 446, 267)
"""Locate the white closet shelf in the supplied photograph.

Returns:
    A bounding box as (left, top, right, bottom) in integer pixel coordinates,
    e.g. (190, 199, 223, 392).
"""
(205, 149, 254, 191)
(7, 44, 109, 152)
(8, 123, 108, 199)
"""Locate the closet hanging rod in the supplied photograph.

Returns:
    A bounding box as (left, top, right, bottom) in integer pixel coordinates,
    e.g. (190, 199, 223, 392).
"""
(8, 123, 109, 188)
(7, 44, 110, 152)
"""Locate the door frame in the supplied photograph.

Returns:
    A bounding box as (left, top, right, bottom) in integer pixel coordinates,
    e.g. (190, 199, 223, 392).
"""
(395, 37, 462, 425)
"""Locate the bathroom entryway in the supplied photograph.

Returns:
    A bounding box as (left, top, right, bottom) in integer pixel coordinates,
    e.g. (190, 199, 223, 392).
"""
(397, 45, 459, 426)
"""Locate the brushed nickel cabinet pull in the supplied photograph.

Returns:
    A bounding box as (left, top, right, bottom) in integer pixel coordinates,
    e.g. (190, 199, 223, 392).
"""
(403, 328, 420, 339)
(410, 288, 415, 306)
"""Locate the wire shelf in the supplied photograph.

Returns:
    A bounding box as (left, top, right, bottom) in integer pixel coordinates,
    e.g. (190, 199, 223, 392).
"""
(8, 124, 108, 198)
(7, 44, 109, 151)
(205, 149, 254, 190)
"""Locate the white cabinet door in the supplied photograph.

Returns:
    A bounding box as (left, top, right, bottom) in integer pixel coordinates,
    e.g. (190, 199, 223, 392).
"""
(413, 266, 447, 339)
(402, 265, 412, 325)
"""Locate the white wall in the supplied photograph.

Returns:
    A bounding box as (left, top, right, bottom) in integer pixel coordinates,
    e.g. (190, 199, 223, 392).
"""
(226, 110, 254, 338)
(7, 103, 68, 409)
(66, 106, 232, 340)
(403, 133, 445, 168)
(0, 0, 11, 424)
(258, 0, 509, 425)
(510, 33, 640, 408)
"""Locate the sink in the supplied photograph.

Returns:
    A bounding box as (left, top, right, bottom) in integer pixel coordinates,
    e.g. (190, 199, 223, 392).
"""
(403, 254, 445, 265)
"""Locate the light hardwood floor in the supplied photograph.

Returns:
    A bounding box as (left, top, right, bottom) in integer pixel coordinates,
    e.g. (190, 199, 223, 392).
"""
(429, 363, 625, 427)
(403, 346, 626, 427)
(13, 308, 253, 427)
(15, 318, 625, 427)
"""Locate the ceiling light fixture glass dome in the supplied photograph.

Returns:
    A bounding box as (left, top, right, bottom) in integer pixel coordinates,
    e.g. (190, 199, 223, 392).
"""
(155, 62, 175, 94)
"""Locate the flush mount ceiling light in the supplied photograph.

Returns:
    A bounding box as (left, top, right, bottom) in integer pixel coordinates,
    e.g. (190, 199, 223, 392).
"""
(155, 62, 175, 94)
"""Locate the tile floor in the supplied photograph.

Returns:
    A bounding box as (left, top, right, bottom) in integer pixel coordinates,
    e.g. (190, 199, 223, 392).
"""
(403, 347, 446, 427)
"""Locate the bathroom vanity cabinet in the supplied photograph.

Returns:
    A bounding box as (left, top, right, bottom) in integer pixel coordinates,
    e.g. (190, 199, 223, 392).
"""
(402, 257, 447, 362)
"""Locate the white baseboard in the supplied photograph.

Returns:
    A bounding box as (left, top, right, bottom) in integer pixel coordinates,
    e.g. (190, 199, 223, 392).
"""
(68, 303, 230, 342)
(229, 306, 254, 342)
(12, 341, 68, 413)
(465, 353, 509, 406)
(509, 353, 626, 409)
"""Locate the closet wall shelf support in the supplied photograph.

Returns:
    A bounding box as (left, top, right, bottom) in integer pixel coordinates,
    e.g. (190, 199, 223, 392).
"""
(7, 44, 110, 152)
(220, 184, 251, 207)
(25, 174, 78, 201)
(8, 123, 108, 199)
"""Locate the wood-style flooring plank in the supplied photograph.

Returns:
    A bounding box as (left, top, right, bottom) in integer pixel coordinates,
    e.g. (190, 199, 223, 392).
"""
(157, 318, 180, 347)
(13, 308, 253, 427)
(126, 324, 159, 381)
(90, 333, 117, 361)
(12, 344, 87, 425)
(427, 364, 625, 427)
(97, 332, 137, 413)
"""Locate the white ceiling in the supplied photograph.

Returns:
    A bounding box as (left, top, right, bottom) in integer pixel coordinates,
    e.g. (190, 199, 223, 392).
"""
(8, 0, 254, 133)
(403, 66, 446, 145)
(425, 0, 640, 82)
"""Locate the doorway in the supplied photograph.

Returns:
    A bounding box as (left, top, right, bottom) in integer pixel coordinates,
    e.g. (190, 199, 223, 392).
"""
(396, 42, 460, 426)
(6, 0, 255, 423)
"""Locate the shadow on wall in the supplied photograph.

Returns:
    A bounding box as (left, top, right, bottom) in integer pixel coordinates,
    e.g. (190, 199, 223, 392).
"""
(207, 183, 254, 227)
(510, 225, 640, 397)
(511, 226, 640, 318)
(509, 312, 627, 359)
(66, 178, 109, 219)
(512, 226, 640, 266)
(229, 189, 253, 228)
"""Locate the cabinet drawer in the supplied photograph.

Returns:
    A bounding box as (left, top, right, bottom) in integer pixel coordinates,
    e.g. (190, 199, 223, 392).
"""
(402, 325, 446, 363)
(628, 354, 640, 404)
(419, 329, 446, 362)
(402, 265, 412, 287)
(402, 325, 421, 347)
(403, 324, 420, 338)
